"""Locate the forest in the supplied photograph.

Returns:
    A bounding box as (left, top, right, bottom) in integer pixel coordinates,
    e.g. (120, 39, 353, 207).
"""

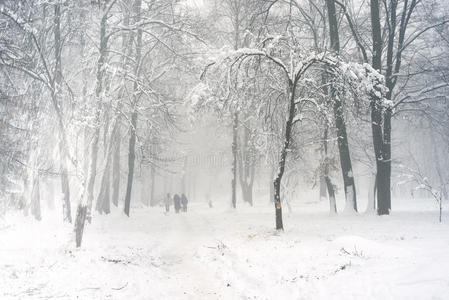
(1, 0, 449, 299)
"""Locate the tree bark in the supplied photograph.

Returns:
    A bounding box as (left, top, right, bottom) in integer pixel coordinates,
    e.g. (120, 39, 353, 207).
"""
(123, 0, 142, 217)
(86, 5, 110, 221)
(75, 203, 87, 248)
(124, 112, 137, 217)
(273, 78, 299, 230)
(370, 0, 390, 215)
(326, 0, 357, 212)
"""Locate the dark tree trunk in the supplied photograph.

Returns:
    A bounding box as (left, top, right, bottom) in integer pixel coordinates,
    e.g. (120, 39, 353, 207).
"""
(274, 177, 283, 230)
(124, 111, 137, 217)
(370, 0, 390, 215)
(326, 0, 357, 212)
(123, 0, 142, 217)
(381, 108, 392, 212)
(74, 203, 87, 248)
(273, 79, 299, 230)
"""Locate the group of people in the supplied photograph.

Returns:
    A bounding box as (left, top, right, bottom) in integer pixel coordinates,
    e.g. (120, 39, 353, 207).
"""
(164, 193, 188, 213)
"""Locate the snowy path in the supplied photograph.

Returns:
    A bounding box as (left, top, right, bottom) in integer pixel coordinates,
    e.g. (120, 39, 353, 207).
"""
(1, 201, 449, 299)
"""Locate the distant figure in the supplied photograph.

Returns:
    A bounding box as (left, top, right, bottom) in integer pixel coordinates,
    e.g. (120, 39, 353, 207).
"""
(206, 193, 212, 208)
(164, 193, 172, 213)
(181, 193, 188, 212)
(173, 194, 181, 213)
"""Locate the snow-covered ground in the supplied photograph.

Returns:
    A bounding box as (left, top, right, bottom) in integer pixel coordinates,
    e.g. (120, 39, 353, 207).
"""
(1, 198, 448, 299)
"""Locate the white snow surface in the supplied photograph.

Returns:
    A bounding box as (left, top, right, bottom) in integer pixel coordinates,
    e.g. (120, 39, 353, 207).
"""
(1, 200, 449, 300)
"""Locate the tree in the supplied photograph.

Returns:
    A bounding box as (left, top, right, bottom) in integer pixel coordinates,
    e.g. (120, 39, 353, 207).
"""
(325, 0, 358, 212)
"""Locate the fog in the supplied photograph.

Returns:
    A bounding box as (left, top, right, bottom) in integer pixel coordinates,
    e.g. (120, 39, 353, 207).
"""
(1, 0, 449, 299)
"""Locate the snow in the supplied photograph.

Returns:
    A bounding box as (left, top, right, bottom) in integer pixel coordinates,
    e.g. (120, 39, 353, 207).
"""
(1, 199, 449, 299)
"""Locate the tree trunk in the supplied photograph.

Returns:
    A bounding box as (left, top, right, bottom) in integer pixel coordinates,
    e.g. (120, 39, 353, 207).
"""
(96, 112, 121, 214)
(96, 160, 111, 214)
(123, 0, 142, 217)
(124, 111, 137, 217)
(112, 126, 121, 207)
(382, 107, 392, 212)
(86, 6, 110, 221)
(367, 172, 377, 212)
(231, 112, 238, 208)
(30, 171, 41, 221)
(321, 73, 337, 213)
(54, 3, 71, 223)
(323, 123, 337, 214)
(237, 118, 256, 206)
(74, 203, 87, 248)
(370, 0, 390, 215)
(326, 0, 357, 212)
(96, 120, 117, 215)
(149, 164, 156, 206)
(319, 176, 327, 201)
(273, 79, 298, 230)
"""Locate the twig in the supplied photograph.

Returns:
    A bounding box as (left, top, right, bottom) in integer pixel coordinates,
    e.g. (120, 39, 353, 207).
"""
(112, 282, 128, 290)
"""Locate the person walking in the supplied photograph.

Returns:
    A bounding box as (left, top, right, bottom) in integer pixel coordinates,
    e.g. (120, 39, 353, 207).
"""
(181, 193, 188, 212)
(173, 194, 181, 213)
(164, 193, 172, 213)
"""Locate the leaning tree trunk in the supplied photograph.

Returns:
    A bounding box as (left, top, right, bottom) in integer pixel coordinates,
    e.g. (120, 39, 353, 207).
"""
(273, 79, 299, 230)
(326, 0, 357, 212)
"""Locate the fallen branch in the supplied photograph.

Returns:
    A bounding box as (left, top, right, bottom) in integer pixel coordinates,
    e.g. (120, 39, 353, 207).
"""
(112, 282, 128, 290)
